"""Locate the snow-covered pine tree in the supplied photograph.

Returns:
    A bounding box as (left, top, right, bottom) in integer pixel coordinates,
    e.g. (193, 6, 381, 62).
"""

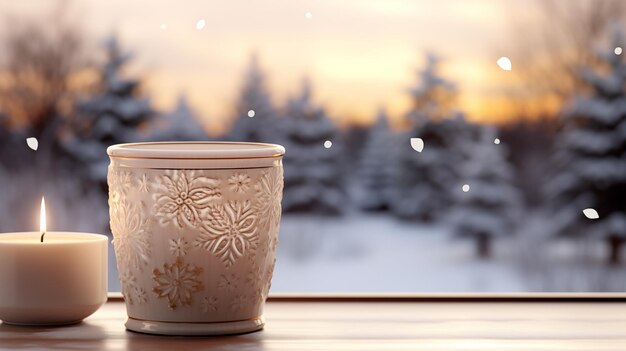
(280, 80, 345, 214)
(64, 35, 154, 189)
(228, 54, 277, 142)
(147, 94, 208, 141)
(390, 53, 470, 220)
(404, 53, 456, 126)
(356, 109, 394, 211)
(450, 126, 521, 259)
(549, 24, 626, 264)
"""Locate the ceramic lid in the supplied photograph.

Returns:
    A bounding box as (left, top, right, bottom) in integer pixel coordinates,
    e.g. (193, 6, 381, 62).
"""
(107, 142, 285, 159)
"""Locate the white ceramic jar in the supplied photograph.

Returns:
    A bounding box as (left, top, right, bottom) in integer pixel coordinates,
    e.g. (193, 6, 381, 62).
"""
(106, 142, 284, 335)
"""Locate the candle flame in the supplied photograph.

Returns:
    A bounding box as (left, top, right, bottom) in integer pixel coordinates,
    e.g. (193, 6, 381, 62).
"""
(40, 197, 46, 239)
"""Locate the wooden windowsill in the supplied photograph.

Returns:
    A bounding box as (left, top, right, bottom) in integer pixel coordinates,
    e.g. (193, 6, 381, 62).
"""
(2, 294, 626, 350)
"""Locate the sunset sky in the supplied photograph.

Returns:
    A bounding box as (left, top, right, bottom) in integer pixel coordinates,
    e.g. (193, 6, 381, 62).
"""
(2, 0, 537, 133)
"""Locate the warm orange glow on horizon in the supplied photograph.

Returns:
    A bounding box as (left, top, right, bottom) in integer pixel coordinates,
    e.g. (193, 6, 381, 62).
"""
(1, 0, 554, 134)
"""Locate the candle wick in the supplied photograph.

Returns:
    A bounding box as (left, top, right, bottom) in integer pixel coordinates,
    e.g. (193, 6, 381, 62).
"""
(40, 231, 45, 243)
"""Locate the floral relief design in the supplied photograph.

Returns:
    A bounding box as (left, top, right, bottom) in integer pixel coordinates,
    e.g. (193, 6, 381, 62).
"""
(201, 296, 218, 313)
(152, 257, 204, 310)
(230, 295, 247, 311)
(217, 273, 240, 292)
(110, 166, 282, 312)
(153, 170, 221, 228)
(194, 200, 258, 267)
(228, 172, 251, 194)
(110, 199, 151, 272)
(169, 237, 189, 257)
(255, 167, 283, 234)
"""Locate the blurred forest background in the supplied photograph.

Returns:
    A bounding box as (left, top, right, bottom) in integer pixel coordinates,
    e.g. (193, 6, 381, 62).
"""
(1, 0, 626, 292)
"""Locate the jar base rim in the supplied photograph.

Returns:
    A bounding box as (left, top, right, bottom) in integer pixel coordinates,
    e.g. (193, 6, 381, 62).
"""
(125, 316, 265, 336)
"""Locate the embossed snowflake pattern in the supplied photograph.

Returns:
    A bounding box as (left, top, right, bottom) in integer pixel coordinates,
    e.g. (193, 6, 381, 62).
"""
(230, 295, 247, 311)
(119, 270, 146, 305)
(169, 237, 189, 257)
(269, 231, 280, 253)
(108, 169, 134, 204)
(228, 172, 251, 194)
(250, 288, 263, 305)
(118, 270, 135, 304)
(152, 257, 204, 309)
(110, 199, 151, 272)
(217, 273, 240, 292)
(138, 173, 151, 193)
(201, 296, 218, 313)
(254, 167, 283, 233)
(135, 287, 148, 304)
(251, 229, 276, 263)
(246, 265, 263, 288)
(263, 259, 276, 301)
(153, 170, 221, 228)
(194, 200, 258, 267)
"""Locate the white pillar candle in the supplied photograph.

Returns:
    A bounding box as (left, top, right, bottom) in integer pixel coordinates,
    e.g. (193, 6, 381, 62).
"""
(0, 198, 107, 325)
(0, 232, 108, 325)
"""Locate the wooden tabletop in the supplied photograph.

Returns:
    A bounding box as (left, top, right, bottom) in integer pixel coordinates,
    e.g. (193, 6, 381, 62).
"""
(2, 296, 626, 350)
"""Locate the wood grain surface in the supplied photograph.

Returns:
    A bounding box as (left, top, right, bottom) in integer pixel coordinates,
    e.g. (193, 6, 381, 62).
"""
(1, 298, 626, 350)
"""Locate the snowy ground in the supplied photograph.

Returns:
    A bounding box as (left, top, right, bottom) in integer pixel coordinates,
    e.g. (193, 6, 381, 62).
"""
(272, 213, 526, 292)
(108, 213, 531, 293)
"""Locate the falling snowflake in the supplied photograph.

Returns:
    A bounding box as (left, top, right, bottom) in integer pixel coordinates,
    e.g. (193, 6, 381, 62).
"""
(217, 274, 240, 292)
(410, 138, 424, 152)
(195, 200, 258, 267)
(248, 109, 255, 118)
(153, 170, 221, 228)
(196, 19, 206, 30)
(169, 237, 189, 257)
(583, 208, 599, 219)
(462, 184, 470, 192)
(228, 172, 251, 194)
(616, 47, 623, 55)
(323, 140, 332, 148)
(494, 138, 501, 145)
(305, 12, 312, 19)
(26, 137, 38, 151)
(497, 57, 512, 71)
(230, 295, 247, 311)
(152, 257, 204, 310)
(201, 296, 218, 312)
